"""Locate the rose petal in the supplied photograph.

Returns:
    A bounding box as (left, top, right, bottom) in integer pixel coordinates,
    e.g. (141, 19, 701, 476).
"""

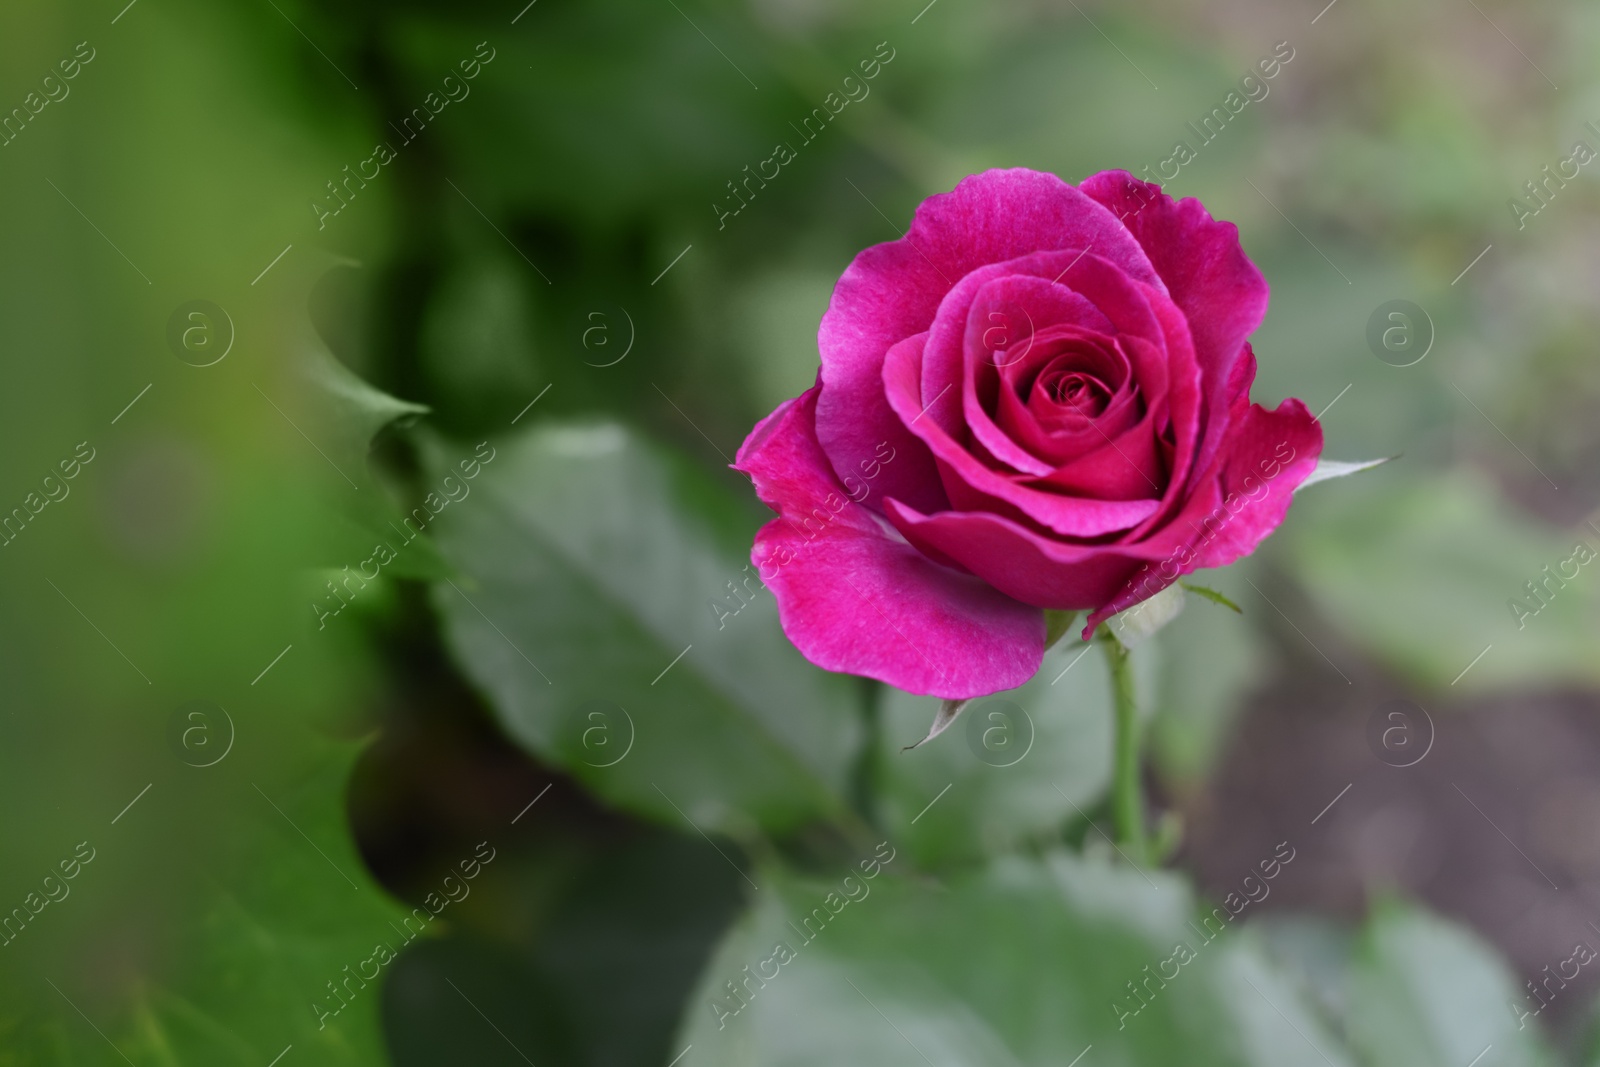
(1080, 170, 1269, 479)
(882, 496, 1150, 610)
(884, 330, 1163, 538)
(736, 383, 1046, 699)
(879, 395, 1318, 618)
(1029, 400, 1167, 500)
(1082, 394, 1323, 633)
(994, 334, 1156, 478)
(816, 169, 1165, 515)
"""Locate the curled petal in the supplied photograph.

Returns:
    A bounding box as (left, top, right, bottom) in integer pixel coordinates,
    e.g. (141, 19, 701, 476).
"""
(883, 330, 1162, 538)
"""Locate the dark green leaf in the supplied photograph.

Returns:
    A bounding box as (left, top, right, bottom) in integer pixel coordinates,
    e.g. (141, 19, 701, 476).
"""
(428, 421, 864, 837)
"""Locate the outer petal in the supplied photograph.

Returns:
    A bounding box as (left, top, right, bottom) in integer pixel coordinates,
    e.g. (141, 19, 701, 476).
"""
(816, 168, 1164, 516)
(1079, 171, 1269, 480)
(736, 384, 1046, 699)
(882, 497, 1149, 610)
(1082, 395, 1324, 633)
(881, 393, 1320, 621)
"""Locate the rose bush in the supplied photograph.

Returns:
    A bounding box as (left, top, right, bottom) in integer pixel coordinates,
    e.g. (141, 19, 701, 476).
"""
(736, 168, 1322, 698)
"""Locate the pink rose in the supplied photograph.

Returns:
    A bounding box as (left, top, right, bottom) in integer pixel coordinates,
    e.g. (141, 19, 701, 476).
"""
(736, 168, 1322, 698)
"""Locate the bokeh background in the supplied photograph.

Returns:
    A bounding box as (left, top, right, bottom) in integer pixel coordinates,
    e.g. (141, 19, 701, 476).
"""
(2, 0, 1599, 1064)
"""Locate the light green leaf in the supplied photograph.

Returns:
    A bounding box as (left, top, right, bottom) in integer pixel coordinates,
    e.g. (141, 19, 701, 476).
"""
(0, 244, 416, 1063)
(428, 420, 864, 836)
(675, 853, 1354, 1067)
(1150, 582, 1269, 785)
(278, 252, 428, 486)
(875, 637, 1144, 868)
(1347, 901, 1558, 1067)
(1288, 469, 1600, 690)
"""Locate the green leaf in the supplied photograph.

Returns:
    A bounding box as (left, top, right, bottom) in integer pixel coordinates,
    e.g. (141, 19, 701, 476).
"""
(1288, 469, 1600, 690)
(1294, 456, 1394, 493)
(271, 252, 443, 581)
(874, 637, 1143, 868)
(299, 339, 428, 482)
(1150, 582, 1269, 785)
(1346, 901, 1559, 1067)
(418, 251, 544, 430)
(1181, 582, 1243, 613)
(386, 826, 746, 1067)
(675, 853, 1354, 1067)
(0, 207, 421, 1060)
(428, 420, 864, 837)
(0, 742, 414, 1067)
(273, 252, 428, 488)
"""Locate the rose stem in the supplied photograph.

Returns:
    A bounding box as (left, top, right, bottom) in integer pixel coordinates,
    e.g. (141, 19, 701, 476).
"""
(1101, 630, 1148, 864)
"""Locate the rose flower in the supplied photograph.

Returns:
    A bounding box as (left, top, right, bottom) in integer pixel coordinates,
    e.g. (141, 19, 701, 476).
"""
(736, 169, 1321, 698)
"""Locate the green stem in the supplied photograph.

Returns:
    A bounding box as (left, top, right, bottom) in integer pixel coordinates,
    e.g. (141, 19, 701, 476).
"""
(1101, 632, 1147, 865)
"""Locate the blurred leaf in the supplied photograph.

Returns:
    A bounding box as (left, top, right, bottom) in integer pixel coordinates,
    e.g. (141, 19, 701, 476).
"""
(386, 10, 787, 222)
(384, 936, 576, 1067)
(1289, 469, 1600, 691)
(286, 256, 428, 485)
(0, 245, 420, 1063)
(428, 421, 863, 837)
(419, 252, 542, 429)
(1149, 585, 1269, 786)
(0, 742, 413, 1067)
(1347, 901, 1559, 1067)
(386, 827, 743, 1067)
(276, 253, 440, 580)
(874, 638, 1132, 868)
(300, 342, 427, 478)
(675, 852, 1354, 1066)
